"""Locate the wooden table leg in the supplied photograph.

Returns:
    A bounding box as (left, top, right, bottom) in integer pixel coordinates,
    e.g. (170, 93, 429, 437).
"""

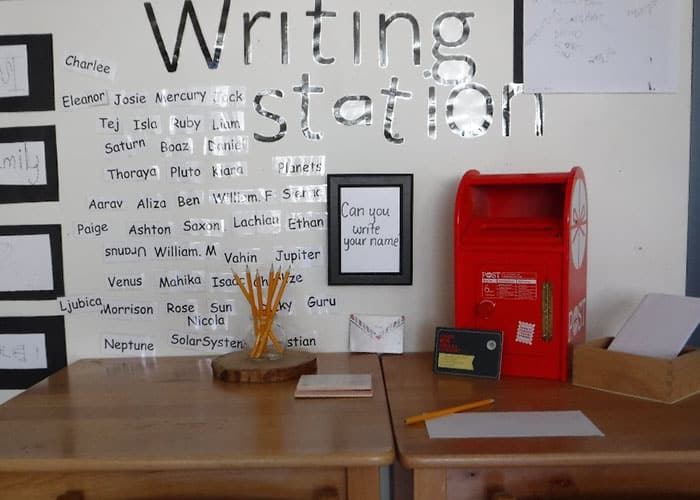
(347, 466, 381, 500)
(414, 469, 446, 500)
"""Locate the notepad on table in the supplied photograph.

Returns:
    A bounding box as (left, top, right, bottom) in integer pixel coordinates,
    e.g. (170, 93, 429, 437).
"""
(426, 410, 603, 439)
(294, 373, 373, 398)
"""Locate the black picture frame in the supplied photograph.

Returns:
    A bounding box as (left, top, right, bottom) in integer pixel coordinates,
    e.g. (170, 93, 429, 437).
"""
(327, 173, 413, 285)
(0, 125, 59, 204)
(0, 316, 67, 389)
(0, 34, 55, 112)
(0, 224, 64, 300)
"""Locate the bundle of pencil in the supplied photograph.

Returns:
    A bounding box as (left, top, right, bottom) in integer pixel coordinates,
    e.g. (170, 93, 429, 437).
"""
(233, 265, 290, 359)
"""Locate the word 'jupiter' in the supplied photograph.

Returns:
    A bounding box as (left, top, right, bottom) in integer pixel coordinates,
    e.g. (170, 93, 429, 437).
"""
(275, 248, 321, 264)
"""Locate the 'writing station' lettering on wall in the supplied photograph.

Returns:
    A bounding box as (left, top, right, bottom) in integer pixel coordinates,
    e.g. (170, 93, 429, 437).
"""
(143, 0, 544, 142)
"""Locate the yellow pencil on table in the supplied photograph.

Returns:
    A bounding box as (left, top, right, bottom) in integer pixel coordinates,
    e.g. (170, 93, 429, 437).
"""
(404, 398, 495, 425)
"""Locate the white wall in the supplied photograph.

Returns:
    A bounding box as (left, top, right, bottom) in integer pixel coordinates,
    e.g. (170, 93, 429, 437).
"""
(0, 0, 693, 403)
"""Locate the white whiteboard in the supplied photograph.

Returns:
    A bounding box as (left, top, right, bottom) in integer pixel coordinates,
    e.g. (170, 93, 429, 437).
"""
(0, 0, 694, 403)
(524, 0, 681, 93)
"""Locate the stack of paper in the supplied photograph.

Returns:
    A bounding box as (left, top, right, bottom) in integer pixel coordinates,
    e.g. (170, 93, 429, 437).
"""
(294, 374, 372, 398)
(608, 293, 700, 359)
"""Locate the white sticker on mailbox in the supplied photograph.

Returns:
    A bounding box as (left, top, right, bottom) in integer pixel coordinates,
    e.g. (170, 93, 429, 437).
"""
(481, 271, 537, 301)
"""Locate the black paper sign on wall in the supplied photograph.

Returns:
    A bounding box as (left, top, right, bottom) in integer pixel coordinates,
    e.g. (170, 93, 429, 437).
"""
(0, 125, 59, 204)
(0, 316, 67, 390)
(0, 225, 64, 300)
(0, 34, 55, 112)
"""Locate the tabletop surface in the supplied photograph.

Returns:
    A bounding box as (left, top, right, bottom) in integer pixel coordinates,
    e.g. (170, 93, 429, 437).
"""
(0, 353, 394, 471)
(382, 352, 700, 469)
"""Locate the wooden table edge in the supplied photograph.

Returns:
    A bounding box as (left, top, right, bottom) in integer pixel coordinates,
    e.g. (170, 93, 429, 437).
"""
(0, 450, 396, 473)
(397, 450, 700, 470)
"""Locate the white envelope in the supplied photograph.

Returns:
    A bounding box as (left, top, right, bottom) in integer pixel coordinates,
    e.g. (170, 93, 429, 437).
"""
(349, 313, 404, 354)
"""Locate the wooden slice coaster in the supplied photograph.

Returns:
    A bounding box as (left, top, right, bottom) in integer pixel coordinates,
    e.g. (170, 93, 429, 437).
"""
(212, 350, 317, 383)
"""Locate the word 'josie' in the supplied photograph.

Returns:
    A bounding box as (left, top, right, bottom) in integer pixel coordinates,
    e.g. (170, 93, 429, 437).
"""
(143, 0, 543, 142)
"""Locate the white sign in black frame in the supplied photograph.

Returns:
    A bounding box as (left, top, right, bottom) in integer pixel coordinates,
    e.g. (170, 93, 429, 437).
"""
(0, 34, 54, 112)
(0, 316, 66, 389)
(0, 125, 59, 203)
(0, 224, 64, 300)
(327, 174, 413, 285)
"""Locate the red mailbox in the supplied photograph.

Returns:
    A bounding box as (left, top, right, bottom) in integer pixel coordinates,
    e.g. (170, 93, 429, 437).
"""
(454, 168, 587, 381)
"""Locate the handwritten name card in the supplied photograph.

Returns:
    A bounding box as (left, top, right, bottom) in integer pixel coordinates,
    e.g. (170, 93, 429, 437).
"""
(0, 45, 29, 98)
(0, 141, 47, 185)
(0, 333, 48, 370)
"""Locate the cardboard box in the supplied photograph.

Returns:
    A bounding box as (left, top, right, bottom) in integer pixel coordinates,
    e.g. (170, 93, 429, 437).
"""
(572, 337, 700, 404)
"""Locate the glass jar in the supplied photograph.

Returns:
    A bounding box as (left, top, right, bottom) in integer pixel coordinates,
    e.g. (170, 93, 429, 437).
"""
(246, 316, 286, 361)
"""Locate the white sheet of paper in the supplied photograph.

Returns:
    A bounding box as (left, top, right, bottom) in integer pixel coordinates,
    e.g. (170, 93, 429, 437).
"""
(426, 411, 603, 439)
(0, 44, 30, 97)
(524, 0, 680, 93)
(0, 234, 54, 292)
(0, 141, 47, 185)
(340, 186, 401, 274)
(608, 293, 700, 359)
(0, 333, 48, 369)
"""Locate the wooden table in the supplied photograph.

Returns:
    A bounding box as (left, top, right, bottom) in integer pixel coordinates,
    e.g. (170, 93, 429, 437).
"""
(383, 353, 700, 500)
(0, 353, 394, 500)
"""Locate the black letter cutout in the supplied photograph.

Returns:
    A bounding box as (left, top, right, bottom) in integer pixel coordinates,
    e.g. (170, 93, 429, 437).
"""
(144, 0, 231, 72)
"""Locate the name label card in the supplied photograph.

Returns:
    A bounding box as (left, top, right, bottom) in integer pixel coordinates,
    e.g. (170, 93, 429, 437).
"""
(0, 141, 47, 185)
(0, 45, 29, 97)
(0, 333, 47, 369)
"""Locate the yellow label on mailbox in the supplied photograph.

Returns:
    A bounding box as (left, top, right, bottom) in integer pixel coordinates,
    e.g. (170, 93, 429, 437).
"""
(438, 353, 475, 370)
